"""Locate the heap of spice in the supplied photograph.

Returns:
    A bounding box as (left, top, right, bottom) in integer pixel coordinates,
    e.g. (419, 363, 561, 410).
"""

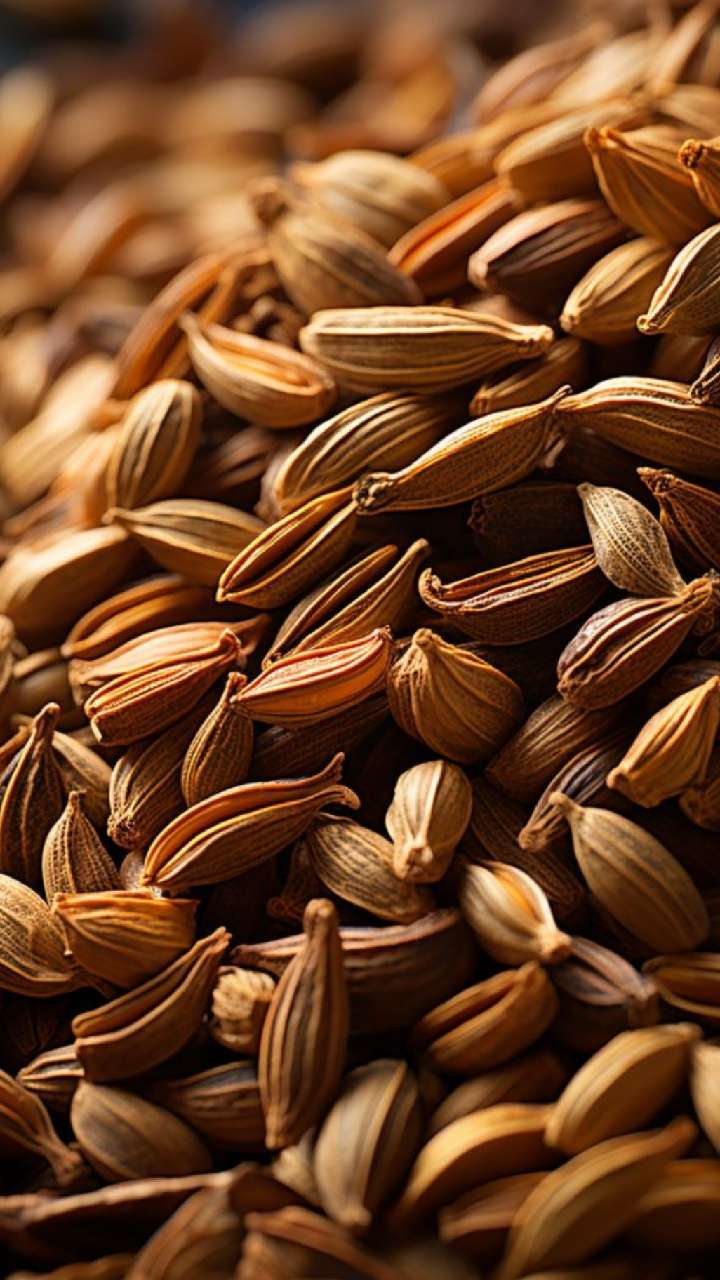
(6, 0, 720, 1276)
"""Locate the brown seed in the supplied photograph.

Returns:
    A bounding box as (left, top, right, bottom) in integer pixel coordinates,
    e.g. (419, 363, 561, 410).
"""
(457, 861, 571, 966)
(43, 790, 121, 899)
(385, 759, 472, 884)
(53, 890, 197, 990)
(640, 466, 720, 571)
(147, 1061, 266, 1152)
(607, 675, 720, 807)
(307, 814, 434, 924)
(0, 873, 88, 998)
(105, 379, 202, 512)
(578, 482, 685, 597)
(551, 936, 660, 1056)
(108, 499, 264, 587)
(259, 898, 348, 1150)
(181, 672, 253, 806)
(209, 966, 276, 1057)
(71, 1081, 212, 1183)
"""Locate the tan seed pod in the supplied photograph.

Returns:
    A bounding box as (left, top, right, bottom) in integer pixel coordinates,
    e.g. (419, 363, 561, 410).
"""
(387, 629, 524, 765)
(458, 861, 571, 966)
(428, 1048, 568, 1138)
(560, 238, 673, 346)
(438, 1170, 548, 1264)
(0, 874, 89, 998)
(680, 134, 720, 218)
(217, 488, 358, 609)
(146, 1061, 266, 1152)
(546, 1024, 700, 1155)
(556, 578, 720, 710)
(640, 466, 720, 570)
(62, 575, 221, 662)
(354, 388, 566, 512)
(53, 890, 197, 990)
(551, 936, 660, 1056)
(264, 540, 430, 665)
(142, 755, 358, 892)
(412, 962, 558, 1076)
(108, 499, 264, 587)
(0, 1067, 83, 1187)
(73, 928, 230, 1081)
(181, 672, 253, 806)
(469, 338, 587, 418)
(0, 526, 136, 636)
(639, 223, 720, 335)
(272, 393, 459, 514)
(607, 675, 720, 807)
(105, 379, 202, 512)
(628, 1158, 720, 1253)
(691, 1040, 720, 1153)
(291, 149, 449, 248)
(238, 1204, 401, 1280)
(84, 626, 243, 746)
(419, 545, 606, 644)
(385, 759, 472, 883)
(182, 314, 338, 428)
(0, 702, 65, 887)
(643, 952, 720, 1025)
(578, 482, 685, 597)
(250, 178, 422, 314)
(307, 815, 433, 924)
(238, 629, 392, 728)
(314, 1059, 423, 1234)
(17, 1042, 83, 1117)
(43, 790, 121, 900)
(494, 1117, 697, 1280)
(390, 1102, 554, 1228)
(299, 306, 555, 395)
(259, 898, 348, 1150)
(71, 1081, 212, 1183)
(519, 730, 629, 855)
(585, 125, 711, 246)
(551, 794, 709, 952)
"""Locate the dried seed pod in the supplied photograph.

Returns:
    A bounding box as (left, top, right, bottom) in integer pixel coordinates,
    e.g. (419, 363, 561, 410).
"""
(0, 1068, 83, 1186)
(468, 199, 629, 314)
(607, 675, 720, 807)
(105, 379, 202, 512)
(640, 466, 720, 570)
(551, 795, 709, 953)
(181, 673, 253, 806)
(438, 1170, 548, 1264)
(43, 790, 121, 900)
(680, 134, 720, 217)
(562, 238, 673, 347)
(558, 377, 720, 478)
(259, 898, 348, 1149)
(385, 759, 472, 883)
(551, 936, 660, 1055)
(387, 629, 524, 765)
(292, 150, 449, 248)
(108, 499, 264, 587)
(85, 626, 243, 746)
(108, 696, 213, 849)
(644, 952, 720, 1025)
(494, 1117, 697, 1280)
(62, 575, 222, 663)
(556, 578, 720, 710)
(250, 179, 422, 313)
(124, 1181, 246, 1280)
(250, 694, 388, 783)
(458, 861, 571, 966)
(238, 629, 392, 727)
(469, 340, 587, 419)
(72, 928, 230, 1081)
(71, 1081, 213, 1183)
(209, 966, 276, 1056)
(264, 540, 430, 664)
(585, 125, 712, 245)
(546, 1024, 700, 1155)
(486, 693, 624, 804)
(578, 482, 685, 597)
(53, 890, 197, 990)
(17, 1043, 82, 1115)
(428, 1049, 568, 1137)
(354, 388, 566, 512)
(388, 179, 519, 296)
(639, 223, 720, 335)
(390, 1103, 554, 1228)
(182, 314, 338, 428)
(0, 526, 136, 636)
(147, 1062, 265, 1152)
(233, 909, 475, 1035)
(142, 755, 358, 892)
(299, 306, 555, 395)
(412, 962, 558, 1075)
(314, 1059, 423, 1234)
(217, 489, 358, 609)
(0, 874, 89, 998)
(419, 546, 606, 644)
(680, 742, 720, 829)
(239, 1205, 401, 1280)
(272, 393, 459, 514)
(0, 702, 66, 887)
(307, 815, 433, 924)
